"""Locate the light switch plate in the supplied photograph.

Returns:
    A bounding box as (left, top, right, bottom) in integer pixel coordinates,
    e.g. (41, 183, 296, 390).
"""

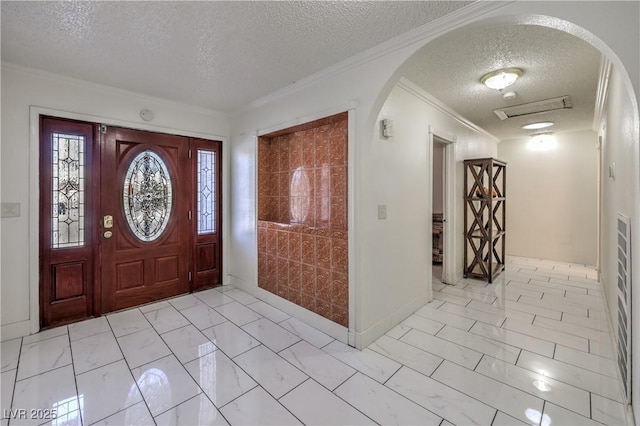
(377, 204, 387, 220)
(1, 202, 20, 218)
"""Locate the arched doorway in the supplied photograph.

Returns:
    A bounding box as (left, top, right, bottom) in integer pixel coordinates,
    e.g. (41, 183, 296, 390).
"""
(363, 6, 639, 423)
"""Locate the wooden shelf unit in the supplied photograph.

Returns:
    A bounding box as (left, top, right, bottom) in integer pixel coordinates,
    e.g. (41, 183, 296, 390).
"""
(463, 158, 506, 283)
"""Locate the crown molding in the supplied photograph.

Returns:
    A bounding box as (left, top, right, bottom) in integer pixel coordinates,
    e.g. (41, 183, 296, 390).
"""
(397, 77, 500, 143)
(240, 1, 512, 113)
(593, 55, 612, 132)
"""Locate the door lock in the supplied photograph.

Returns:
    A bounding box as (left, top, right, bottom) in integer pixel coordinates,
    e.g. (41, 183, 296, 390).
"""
(104, 231, 113, 239)
(103, 215, 113, 228)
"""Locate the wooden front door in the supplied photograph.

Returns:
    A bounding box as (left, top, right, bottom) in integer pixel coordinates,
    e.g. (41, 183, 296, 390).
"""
(40, 118, 223, 327)
(100, 126, 191, 312)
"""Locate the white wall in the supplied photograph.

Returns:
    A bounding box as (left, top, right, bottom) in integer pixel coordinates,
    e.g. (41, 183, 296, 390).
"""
(498, 130, 598, 265)
(362, 80, 497, 345)
(599, 64, 640, 416)
(1, 64, 229, 340)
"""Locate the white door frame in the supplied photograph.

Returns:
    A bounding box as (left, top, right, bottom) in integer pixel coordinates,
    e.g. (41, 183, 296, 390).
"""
(596, 135, 603, 280)
(428, 127, 456, 285)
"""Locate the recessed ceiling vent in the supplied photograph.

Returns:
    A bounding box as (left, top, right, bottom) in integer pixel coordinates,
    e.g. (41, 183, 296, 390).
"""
(493, 95, 572, 120)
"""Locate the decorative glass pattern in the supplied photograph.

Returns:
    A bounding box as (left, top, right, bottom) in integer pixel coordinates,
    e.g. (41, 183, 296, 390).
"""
(123, 151, 173, 242)
(290, 167, 311, 223)
(52, 133, 85, 248)
(197, 150, 216, 234)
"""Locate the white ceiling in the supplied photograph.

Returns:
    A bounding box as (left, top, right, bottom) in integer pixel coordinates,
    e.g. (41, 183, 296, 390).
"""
(1, 1, 470, 112)
(403, 22, 602, 140)
(1, 1, 602, 140)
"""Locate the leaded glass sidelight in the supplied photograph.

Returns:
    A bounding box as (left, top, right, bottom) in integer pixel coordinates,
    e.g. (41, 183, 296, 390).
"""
(197, 150, 216, 234)
(123, 150, 173, 242)
(52, 133, 86, 248)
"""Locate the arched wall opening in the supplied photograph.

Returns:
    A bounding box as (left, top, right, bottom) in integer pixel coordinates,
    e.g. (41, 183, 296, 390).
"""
(363, 6, 639, 421)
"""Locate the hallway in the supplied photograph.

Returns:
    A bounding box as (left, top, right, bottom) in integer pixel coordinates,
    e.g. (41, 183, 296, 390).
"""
(1, 257, 630, 425)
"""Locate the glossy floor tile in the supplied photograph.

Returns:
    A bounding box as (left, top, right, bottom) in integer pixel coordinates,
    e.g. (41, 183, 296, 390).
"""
(117, 328, 172, 369)
(279, 379, 373, 425)
(431, 360, 544, 424)
(219, 387, 300, 426)
(280, 341, 356, 391)
(0, 258, 633, 425)
(194, 289, 234, 309)
(76, 360, 143, 425)
(233, 345, 307, 399)
(132, 355, 201, 417)
(11, 365, 79, 426)
(322, 340, 401, 384)
(70, 331, 123, 374)
(179, 304, 227, 331)
(386, 365, 497, 425)
(334, 372, 442, 425)
(1, 338, 21, 373)
(184, 350, 256, 408)
(278, 317, 335, 348)
(368, 335, 443, 377)
(240, 318, 301, 352)
(16, 335, 72, 381)
(161, 325, 216, 364)
(143, 306, 191, 335)
(154, 394, 227, 426)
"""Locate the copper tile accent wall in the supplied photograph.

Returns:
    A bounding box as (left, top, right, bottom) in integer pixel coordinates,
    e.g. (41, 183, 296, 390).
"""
(257, 112, 348, 327)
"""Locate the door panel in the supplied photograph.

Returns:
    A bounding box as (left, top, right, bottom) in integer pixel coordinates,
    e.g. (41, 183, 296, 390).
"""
(39, 117, 97, 328)
(192, 139, 222, 290)
(52, 262, 85, 299)
(40, 118, 223, 326)
(100, 127, 191, 312)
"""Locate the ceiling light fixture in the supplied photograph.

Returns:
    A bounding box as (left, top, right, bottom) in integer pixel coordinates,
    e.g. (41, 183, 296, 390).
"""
(522, 121, 554, 130)
(481, 68, 523, 91)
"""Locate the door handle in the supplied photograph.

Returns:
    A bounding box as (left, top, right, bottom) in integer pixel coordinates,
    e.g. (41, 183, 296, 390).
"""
(104, 231, 113, 239)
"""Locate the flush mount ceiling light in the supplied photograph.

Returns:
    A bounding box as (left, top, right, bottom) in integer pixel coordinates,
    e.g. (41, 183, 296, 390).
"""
(522, 121, 554, 130)
(481, 68, 523, 91)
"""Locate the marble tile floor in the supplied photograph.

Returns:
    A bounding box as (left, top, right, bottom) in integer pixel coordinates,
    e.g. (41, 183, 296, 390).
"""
(0, 256, 634, 425)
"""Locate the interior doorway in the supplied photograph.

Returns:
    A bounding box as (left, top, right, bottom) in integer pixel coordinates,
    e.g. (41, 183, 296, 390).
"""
(432, 139, 446, 284)
(429, 130, 455, 286)
(39, 116, 222, 328)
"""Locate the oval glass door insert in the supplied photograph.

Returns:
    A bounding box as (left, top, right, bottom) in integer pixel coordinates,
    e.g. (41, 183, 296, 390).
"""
(123, 150, 173, 241)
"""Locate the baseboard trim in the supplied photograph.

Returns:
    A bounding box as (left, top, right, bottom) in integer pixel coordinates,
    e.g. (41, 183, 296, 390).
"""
(226, 274, 250, 291)
(354, 291, 431, 349)
(255, 287, 349, 344)
(1, 320, 31, 341)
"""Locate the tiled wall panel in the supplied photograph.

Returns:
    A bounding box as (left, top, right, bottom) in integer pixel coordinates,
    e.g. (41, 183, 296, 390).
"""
(257, 113, 348, 326)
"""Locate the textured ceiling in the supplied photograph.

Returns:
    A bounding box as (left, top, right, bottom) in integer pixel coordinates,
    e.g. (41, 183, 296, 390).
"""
(2, 2, 602, 140)
(1, 0, 471, 112)
(403, 23, 602, 140)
